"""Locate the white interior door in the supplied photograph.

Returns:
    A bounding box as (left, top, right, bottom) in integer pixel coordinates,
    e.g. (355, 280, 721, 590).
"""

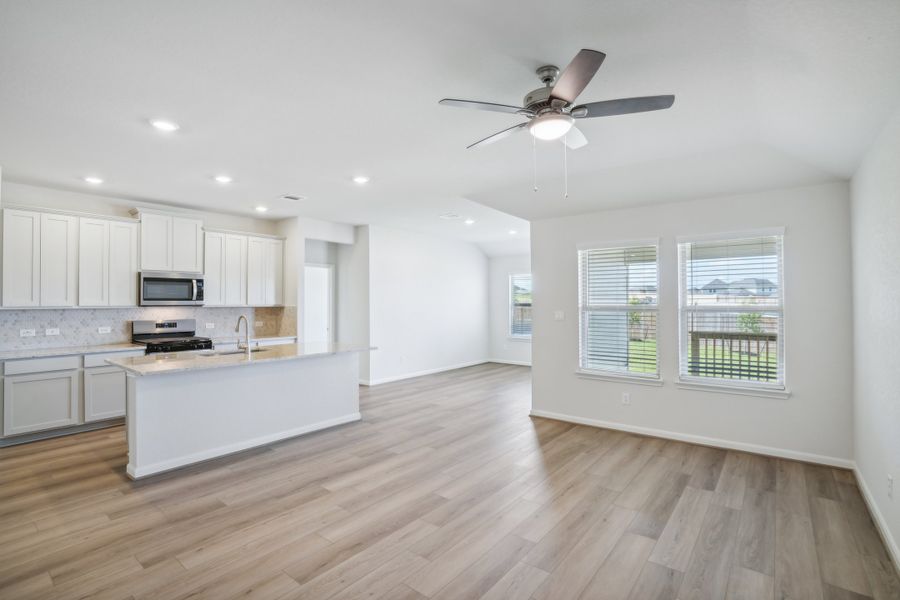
(304, 264, 334, 343)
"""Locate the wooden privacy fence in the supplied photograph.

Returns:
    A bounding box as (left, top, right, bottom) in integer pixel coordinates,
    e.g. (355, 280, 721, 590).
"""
(688, 331, 777, 381)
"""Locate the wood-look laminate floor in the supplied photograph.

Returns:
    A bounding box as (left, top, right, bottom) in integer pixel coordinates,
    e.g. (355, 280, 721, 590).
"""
(1, 363, 898, 600)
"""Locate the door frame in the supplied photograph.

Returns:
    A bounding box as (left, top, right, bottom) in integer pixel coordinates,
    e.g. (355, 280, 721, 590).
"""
(304, 263, 335, 343)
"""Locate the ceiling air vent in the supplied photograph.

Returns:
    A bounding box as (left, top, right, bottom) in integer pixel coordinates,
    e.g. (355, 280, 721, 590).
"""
(279, 194, 305, 201)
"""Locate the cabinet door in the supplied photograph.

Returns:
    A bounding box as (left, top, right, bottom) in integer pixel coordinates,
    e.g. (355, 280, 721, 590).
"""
(267, 239, 284, 306)
(204, 232, 225, 306)
(83, 366, 126, 422)
(224, 234, 248, 306)
(3, 370, 80, 436)
(79, 217, 110, 306)
(2, 209, 41, 307)
(172, 217, 204, 273)
(140, 213, 173, 271)
(109, 221, 139, 306)
(40, 213, 78, 307)
(247, 237, 267, 306)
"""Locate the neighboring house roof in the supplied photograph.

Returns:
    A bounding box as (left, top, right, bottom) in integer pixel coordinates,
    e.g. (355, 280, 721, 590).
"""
(701, 278, 728, 291)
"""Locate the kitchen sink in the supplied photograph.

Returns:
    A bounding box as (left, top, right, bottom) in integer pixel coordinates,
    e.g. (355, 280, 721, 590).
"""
(196, 347, 270, 357)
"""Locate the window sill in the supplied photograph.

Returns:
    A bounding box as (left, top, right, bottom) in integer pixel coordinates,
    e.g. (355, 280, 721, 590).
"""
(507, 336, 532, 343)
(575, 370, 664, 387)
(675, 379, 791, 399)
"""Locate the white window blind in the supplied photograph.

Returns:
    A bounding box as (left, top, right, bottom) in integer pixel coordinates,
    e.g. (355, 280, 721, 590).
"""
(578, 244, 658, 377)
(678, 234, 785, 388)
(509, 274, 532, 338)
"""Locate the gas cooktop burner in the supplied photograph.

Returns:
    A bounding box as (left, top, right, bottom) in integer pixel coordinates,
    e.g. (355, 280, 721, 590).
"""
(131, 319, 213, 354)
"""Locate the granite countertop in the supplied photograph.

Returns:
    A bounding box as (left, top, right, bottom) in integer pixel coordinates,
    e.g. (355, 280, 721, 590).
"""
(106, 343, 374, 376)
(0, 342, 145, 361)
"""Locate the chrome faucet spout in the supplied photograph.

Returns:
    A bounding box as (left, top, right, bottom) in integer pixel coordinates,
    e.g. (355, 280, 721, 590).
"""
(236, 315, 250, 353)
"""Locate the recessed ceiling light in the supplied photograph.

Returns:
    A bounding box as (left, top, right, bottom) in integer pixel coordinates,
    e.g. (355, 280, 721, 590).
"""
(83, 176, 103, 185)
(464, 218, 475, 225)
(508, 229, 518, 235)
(254, 206, 268, 213)
(352, 175, 370, 185)
(150, 119, 180, 132)
(214, 175, 233, 184)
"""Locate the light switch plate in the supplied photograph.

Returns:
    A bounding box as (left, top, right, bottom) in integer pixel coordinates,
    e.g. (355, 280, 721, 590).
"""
(206, 323, 215, 329)
(97, 326, 112, 334)
(45, 328, 60, 336)
(553, 310, 565, 321)
(20, 328, 36, 338)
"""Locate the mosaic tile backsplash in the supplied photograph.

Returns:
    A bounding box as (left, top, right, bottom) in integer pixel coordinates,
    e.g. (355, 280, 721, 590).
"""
(0, 306, 296, 351)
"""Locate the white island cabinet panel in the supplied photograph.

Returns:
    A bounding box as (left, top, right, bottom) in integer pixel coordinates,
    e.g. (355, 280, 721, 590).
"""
(204, 232, 226, 306)
(39, 213, 78, 307)
(140, 212, 173, 271)
(79, 218, 110, 306)
(172, 217, 204, 273)
(2, 209, 41, 307)
(109, 221, 139, 306)
(3, 370, 81, 436)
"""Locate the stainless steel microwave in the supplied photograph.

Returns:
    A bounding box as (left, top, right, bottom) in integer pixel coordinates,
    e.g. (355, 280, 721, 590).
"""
(139, 272, 205, 306)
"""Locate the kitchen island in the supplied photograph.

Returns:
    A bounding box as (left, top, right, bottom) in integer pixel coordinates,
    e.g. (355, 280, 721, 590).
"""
(107, 343, 371, 479)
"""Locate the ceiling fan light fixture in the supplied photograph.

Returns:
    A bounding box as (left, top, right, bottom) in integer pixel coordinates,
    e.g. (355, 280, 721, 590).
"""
(528, 112, 574, 141)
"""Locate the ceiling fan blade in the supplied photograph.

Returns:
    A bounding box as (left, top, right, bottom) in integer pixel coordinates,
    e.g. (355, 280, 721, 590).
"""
(563, 126, 588, 149)
(439, 98, 530, 115)
(467, 122, 528, 149)
(571, 95, 675, 118)
(550, 49, 606, 105)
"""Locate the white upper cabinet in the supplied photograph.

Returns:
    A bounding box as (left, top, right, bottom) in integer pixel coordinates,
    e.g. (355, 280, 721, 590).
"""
(139, 212, 172, 271)
(1, 209, 78, 307)
(224, 234, 248, 306)
(138, 211, 203, 273)
(108, 221, 139, 306)
(79, 218, 138, 306)
(39, 213, 79, 307)
(172, 217, 204, 273)
(247, 235, 284, 307)
(204, 232, 226, 306)
(78, 218, 110, 306)
(2, 209, 41, 307)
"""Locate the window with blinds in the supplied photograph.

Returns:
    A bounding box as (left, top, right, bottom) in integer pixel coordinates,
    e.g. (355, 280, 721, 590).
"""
(509, 274, 533, 338)
(678, 233, 785, 388)
(578, 243, 658, 377)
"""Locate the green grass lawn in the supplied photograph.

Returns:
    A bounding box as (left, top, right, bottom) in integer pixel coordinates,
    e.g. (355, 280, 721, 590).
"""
(626, 338, 777, 381)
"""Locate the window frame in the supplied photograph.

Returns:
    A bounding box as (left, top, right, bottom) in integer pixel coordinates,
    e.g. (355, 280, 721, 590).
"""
(508, 273, 533, 340)
(676, 229, 787, 392)
(576, 239, 660, 381)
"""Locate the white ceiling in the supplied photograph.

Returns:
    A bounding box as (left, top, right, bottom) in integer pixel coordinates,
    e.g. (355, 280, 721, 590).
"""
(1, 0, 898, 252)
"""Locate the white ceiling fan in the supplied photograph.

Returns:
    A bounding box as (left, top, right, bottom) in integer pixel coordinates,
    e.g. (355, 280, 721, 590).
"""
(440, 49, 675, 150)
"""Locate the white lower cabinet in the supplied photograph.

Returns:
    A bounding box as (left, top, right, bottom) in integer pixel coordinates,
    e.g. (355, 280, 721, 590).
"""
(83, 366, 126, 422)
(2, 369, 80, 436)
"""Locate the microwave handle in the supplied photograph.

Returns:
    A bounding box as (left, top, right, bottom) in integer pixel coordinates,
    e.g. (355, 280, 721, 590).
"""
(192, 279, 198, 301)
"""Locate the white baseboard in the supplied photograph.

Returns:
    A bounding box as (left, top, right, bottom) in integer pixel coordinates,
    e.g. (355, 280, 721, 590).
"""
(361, 360, 489, 386)
(489, 359, 532, 367)
(853, 467, 900, 574)
(126, 412, 362, 479)
(529, 409, 855, 469)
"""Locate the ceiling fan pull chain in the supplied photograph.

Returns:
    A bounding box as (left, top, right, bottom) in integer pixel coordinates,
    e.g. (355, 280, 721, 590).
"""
(532, 134, 538, 192)
(564, 135, 569, 198)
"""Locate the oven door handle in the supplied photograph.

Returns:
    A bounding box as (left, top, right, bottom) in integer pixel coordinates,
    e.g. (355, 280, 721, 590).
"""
(192, 279, 198, 301)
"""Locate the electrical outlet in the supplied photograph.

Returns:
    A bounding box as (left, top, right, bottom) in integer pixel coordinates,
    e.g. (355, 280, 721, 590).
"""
(206, 323, 215, 329)
(255, 321, 264, 328)
(622, 392, 631, 405)
(20, 328, 36, 338)
(97, 326, 111, 334)
(889, 475, 894, 499)
(45, 328, 60, 336)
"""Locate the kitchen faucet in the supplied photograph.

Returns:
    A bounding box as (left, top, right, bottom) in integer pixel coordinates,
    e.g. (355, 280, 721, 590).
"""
(235, 315, 250, 354)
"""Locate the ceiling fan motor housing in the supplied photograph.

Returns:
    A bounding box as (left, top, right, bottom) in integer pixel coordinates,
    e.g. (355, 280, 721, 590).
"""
(523, 86, 554, 112)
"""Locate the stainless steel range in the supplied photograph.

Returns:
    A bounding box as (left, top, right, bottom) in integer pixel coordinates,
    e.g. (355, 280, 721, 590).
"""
(132, 319, 213, 354)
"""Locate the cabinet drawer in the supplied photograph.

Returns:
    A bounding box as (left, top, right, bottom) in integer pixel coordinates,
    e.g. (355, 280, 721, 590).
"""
(4, 355, 81, 376)
(83, 350, 145, 368)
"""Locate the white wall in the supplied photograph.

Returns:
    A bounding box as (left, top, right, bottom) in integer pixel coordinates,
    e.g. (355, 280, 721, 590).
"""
(489, 255, 532, 366)
(531, 181, 854, 465)
(367, 225, 489, 384)
(337, 226, 370, 382)
(851, 108, 900, 564)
